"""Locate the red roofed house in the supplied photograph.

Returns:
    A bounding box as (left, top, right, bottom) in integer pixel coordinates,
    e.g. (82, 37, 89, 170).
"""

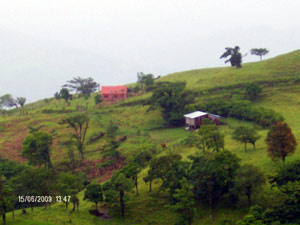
(101, 86, 127, 102)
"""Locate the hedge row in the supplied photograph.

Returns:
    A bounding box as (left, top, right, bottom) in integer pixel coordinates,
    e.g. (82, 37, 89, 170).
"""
(197, 99, 284, 127)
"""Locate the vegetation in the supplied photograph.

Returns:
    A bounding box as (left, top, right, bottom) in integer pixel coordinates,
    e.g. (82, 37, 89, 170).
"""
(250, 48, 269, 61)
(0, 51, 300, 225)
(266, 122, 297, 162)
(220, 46, 243, 68)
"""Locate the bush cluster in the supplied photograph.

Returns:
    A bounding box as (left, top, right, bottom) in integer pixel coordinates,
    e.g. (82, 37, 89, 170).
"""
(198, 99, 284, 127)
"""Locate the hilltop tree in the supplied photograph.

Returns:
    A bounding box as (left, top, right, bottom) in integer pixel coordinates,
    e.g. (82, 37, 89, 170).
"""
(265, 123, 297, 162)
(245, 83, 263, 101)
(148, 82, 194, 126)
(16, 97, 26, 115)
(232, 126, 260, 152)
(60, 113, 90, 160)
(250, 48, 269, 61)
(220, 46, 243, 68)
(22, 131, 53, 168)
(54, 92, 60, 103)
(0, 94, 18, 109)
(233, 165, 265, 206)
(60, 88, 70, 103)
(84, 184, 103, 211)
(64, 77, 99, 97)
(137, 72, 155, 92)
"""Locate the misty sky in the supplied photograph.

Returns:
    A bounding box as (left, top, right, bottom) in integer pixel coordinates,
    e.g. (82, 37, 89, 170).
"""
(0, 0, 299, 103)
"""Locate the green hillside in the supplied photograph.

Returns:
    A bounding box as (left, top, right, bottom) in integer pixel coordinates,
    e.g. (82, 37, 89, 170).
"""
(1, 50, 300, 225)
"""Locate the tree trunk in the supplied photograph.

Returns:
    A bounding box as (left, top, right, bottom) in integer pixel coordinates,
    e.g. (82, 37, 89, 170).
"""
(66, 202, 68, 210)
(253, 142, 256, 151)
(260, 55, 262, 61)
(149, 180, 152, 192)
(2, 213, 6, 225)
(244, 143, 247, 152)
(120, 190, 125, 217)
(135, 177, 139, 195)
(247, 193, 251, 207)
(282, 156, 286, 162)
(95, 202, 98, 211)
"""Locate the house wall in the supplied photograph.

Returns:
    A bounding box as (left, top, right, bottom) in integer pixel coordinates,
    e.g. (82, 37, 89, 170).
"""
(103, 93, 127, 101)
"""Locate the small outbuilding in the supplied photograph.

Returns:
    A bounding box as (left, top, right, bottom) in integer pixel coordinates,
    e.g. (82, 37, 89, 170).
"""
(184, 111, 221, 130)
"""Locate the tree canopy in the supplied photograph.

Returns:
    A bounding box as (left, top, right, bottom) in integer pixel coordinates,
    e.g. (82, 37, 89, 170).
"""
(220, 46, 243, 68)
(22, 131, 53, 168)
(250, 48, 269, 61)
(63, 77, 99, 97)
(148, 82, 194, 126)
(265, 122, 297, 162)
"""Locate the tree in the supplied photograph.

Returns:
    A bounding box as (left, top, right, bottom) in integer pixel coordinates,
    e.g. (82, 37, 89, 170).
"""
(245, 83, 263, 101)
(265, 123, 297, 162)
(54, 92, 60, 103)
(84, 184, 103, 211)
(64, 77, 99, 97)
(22, 131, 53, 168)
(269, 160, 300, 187)
(232, 126, 260, 152)
(60, 113, 90, 160)
(250, 48, 269, 61)
(60, 88, 70, 103)
(199, 125, 225, 152)
(189, 151, 240, 219)
(0, 94, 18, 109)
(220, 46, 243, 68)
(148, 82, 194, 126)
(57, 172, 83, 210)
(16, 97, 26, 115)
(94, 94, 103, 105)
(120, 163, 141, 195)
(233, 165, 265, 206)
(170, 178, 195, 225)
(0, 176, 14, 225)
(102, 121, 120, 169)
(110, 173, 134, 217)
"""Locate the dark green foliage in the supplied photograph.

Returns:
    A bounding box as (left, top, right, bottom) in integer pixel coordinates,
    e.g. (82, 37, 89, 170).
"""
(106, 172, 134, 217)
(269, 160, 300, 187)
(84, 184, 103, 211)
(0, 176, 14, 225)
(11, 168, 56, 211)
(64, 77, 99, 97)
(148, 82, 195, 126)
(189, 151, 240, 219)
(137, 72, 155, 92)
(232, 126, 260, 152)
(232, 165, 265, 206)
(22, 131, 53, 168)
(57, 172, 83, 209)
(0, 159, 26, 180)
(94, 94, 103, 105)
(198, 125, 225, 152)
(60, 88, 70, 103)
(245, 83, 263, 101)
(250, 48, 269, 61)
(60, 113, 90, 160)
(120, 163, 140, 195)
(266, 123, 297, 162)
(170, 178, 196, 225)
(202, 99, 284, 127)
(220, 46, 243, 68)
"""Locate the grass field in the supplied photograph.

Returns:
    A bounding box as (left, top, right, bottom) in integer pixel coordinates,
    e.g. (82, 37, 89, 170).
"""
(1, 50, 300, 224)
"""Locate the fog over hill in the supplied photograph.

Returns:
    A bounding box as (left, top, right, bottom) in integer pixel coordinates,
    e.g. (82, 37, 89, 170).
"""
(0, 0, 299, 103)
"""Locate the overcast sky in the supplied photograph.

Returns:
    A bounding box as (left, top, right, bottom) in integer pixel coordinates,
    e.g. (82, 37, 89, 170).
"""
(0, 0, 299, 102)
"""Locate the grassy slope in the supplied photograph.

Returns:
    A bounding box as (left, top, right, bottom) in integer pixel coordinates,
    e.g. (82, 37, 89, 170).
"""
(2, 50, 300, 225)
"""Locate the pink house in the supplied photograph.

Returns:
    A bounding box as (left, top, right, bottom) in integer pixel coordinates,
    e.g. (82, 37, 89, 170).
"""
(101, 86, 127, 102)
